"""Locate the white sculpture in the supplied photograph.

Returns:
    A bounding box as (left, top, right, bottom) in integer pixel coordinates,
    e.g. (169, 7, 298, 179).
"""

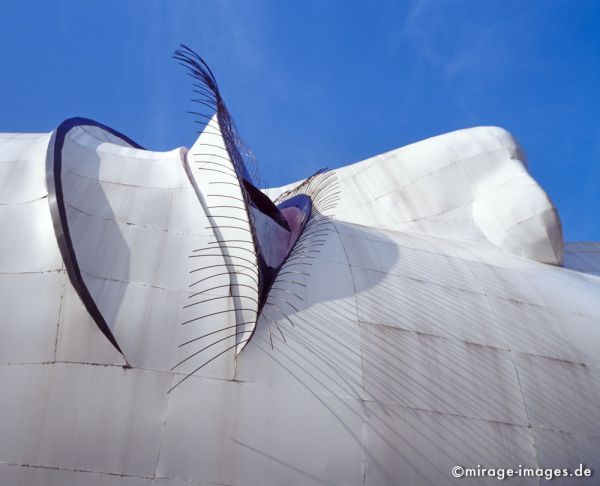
(0, 47, 598, 485)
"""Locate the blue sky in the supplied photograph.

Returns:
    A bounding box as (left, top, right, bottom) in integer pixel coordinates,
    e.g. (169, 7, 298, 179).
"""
(1, 0, 598, 241)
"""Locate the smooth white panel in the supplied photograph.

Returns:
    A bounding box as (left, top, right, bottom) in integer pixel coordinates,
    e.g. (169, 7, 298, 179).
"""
(354, 268, 507, 348)
(0, 133, 49, 162)
(0, 363, 170, 477)
(532, 428, 600, 478)
(0, 199, 62, 273)
(0, 464, 153, 486)
(514, 352, 600, 436)
(0, 157, 46, 204)
(157, 378, 363, 486)
(65, 126, 190, 188)
(491, 297, 600, 365)
(364, 403, 537, 486)
(55, 280, 125, 365)
(0, 272, 64, 363)
(62, 170, 207, 234)
(360, 323, 527, 424)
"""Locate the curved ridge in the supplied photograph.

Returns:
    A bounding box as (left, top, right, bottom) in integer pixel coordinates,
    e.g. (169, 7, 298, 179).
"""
(45, 117, 142, 359)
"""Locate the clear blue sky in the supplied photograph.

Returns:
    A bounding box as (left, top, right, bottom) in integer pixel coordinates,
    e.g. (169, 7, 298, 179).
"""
(1, 0, 598, 241)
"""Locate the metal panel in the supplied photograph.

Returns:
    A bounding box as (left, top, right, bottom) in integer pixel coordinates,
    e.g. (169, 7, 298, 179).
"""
(0, 198, 62, 273)
(491, 297, 600, 365)
(360, 323, 527, 424)
(157, 377, 364, 486)
(353, 268, 507, 348)
(0, 464, 153, 486)
(532, 428, 600, 477)
(514, 352, 600, 436)
(0, 363, 170, 477)
(364, 402, 537, 486)
(55, 280, 125, 365)
(0, 272, 64, 363)
(0, 121, 599, 485)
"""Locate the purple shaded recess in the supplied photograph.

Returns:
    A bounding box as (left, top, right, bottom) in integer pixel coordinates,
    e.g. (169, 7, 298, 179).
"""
(247, 189, 312, 309)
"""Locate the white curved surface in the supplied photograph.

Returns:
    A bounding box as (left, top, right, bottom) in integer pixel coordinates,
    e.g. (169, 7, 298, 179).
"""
(270, 126, 563, 265)
(185, 114, 259, 356)
(0, 124, 598, 485)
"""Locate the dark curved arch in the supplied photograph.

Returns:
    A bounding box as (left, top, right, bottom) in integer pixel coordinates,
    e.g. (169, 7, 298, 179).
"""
(46, 117, 144, 357)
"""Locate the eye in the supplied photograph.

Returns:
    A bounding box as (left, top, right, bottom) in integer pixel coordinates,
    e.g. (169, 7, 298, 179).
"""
(45, 46, 338, 389)
(169, 46, 338, 390)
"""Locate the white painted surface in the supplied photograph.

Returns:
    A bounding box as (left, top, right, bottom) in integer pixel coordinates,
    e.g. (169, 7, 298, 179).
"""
(0, 125, 598, 485)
